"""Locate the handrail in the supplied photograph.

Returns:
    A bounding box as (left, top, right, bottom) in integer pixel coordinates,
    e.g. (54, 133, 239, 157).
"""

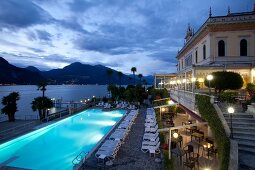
(72, 151, 88, 166)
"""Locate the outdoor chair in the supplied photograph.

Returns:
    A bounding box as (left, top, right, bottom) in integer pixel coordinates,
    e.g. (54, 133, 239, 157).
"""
(184, 144, 194, 159)
(189, 153, 199, 166)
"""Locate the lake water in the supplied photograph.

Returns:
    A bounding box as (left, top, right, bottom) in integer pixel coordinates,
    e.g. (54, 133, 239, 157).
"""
(0, 85, 108, 120)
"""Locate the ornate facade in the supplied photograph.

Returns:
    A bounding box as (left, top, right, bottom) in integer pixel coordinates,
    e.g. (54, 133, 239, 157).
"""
(155, 6, 255, 91)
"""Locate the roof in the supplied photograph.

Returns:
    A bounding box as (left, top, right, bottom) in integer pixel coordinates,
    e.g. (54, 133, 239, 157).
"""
(176, 9, 255, 59)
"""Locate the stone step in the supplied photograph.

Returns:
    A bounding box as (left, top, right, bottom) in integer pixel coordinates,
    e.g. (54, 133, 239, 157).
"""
(239, 151, 255, 169)
(233, 131, 255, 138)
(238, 140, 255, 149)
(235, 136, 255, 144)
(224, 117, 255, 123)
(232, 126, 255, 131)
(226, 121, 255, 127)
(223, 113, 253, 118)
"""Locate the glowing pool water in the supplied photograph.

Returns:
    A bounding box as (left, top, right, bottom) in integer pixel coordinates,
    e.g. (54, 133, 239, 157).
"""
(0, 109, 125, 170)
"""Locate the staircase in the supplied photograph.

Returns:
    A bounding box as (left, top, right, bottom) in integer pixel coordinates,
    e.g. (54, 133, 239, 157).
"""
(223, 112, 255, 169)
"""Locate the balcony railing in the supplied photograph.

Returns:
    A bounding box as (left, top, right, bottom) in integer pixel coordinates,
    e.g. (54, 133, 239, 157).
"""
(170, 89, 197, 113)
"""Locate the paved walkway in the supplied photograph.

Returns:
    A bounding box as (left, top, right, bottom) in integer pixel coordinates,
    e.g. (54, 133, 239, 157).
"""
(82, 107, 163, 170)
(0, 120, 41, 144)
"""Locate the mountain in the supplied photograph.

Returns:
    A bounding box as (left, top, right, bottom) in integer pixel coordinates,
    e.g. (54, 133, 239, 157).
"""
(25, 66, 40, 73)
(41, 62, 134, 85)
(0, 57, 45, 84)
(0, 57, 153, 85)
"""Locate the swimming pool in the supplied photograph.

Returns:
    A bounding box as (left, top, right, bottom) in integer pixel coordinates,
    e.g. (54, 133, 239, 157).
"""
(0, 109, 125, 169)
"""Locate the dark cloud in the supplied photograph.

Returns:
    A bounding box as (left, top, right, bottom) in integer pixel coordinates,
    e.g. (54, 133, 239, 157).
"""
(36, 30, 52, 41)
(0, 0, 52, 29)
(0, 0, 253, 74)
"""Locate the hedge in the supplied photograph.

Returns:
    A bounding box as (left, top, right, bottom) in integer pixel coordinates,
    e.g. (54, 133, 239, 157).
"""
(195, 94, 230, 170)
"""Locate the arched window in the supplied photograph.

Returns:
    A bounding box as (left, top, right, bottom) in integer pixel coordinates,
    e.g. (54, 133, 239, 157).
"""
(195, 50, 198, 63)
(218, 40, 225, 56)
(203, 45, 206, 59)
(240, 39, 247, 56)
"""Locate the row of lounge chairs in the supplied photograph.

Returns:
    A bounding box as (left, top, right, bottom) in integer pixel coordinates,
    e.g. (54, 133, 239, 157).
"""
(141, 108, 160, 156)
(96, 101, 136, 110)
(95, 110, 139, 162)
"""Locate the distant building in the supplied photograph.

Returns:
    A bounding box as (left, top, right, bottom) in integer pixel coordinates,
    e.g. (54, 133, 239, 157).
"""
(155, 6, 255, 91)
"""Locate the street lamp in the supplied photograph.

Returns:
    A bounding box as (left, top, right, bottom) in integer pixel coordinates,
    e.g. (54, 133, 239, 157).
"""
(228, 107, 234, 139)
(206, 74, 213, 95)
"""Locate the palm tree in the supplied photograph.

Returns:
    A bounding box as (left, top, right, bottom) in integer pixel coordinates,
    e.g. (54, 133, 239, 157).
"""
(131, 67, 137, 85)
(37, 80, 48, 97)
(117, 71, 123, 87)
(1, 92, 20, 122)
(138, 74, 143, 84)
(106, 69, 113, 85)
(32, 96, 53, 121)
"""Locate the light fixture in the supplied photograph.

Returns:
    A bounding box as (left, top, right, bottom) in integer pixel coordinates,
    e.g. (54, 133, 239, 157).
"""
(198, 78, 204, 83)
(206, 74, 213, 81)
(173, 132, 179, 139)
(168, 100, 174, 105)
(228, 107, 234, 114)
(162, 108, 166, 112)
(191, 77, 196, 82)
(206, 74, 213, 95)
(80, 100, 83, 103)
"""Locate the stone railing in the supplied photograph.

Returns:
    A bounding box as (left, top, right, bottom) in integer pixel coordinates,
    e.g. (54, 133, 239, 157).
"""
(169, 89, 197, 113)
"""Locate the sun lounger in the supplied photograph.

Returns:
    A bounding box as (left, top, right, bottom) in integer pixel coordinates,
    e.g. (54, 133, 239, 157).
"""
(141, 141, 160, 153)
(142, 137, 159, 146)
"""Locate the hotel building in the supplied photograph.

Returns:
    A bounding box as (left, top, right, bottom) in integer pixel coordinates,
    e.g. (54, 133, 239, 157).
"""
(155, 7, 255, 91)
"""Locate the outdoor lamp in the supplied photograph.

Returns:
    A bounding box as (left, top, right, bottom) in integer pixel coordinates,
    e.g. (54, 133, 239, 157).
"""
(162, 108, 166, 112)
(228, 107, 235, 139)
(168, 100, 174, 105)
(173, 132, 179, 139)
(206, 74, 213, 95)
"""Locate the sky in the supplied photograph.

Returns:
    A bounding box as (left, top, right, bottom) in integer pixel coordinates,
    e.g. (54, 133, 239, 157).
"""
(0, 0, 253, 75)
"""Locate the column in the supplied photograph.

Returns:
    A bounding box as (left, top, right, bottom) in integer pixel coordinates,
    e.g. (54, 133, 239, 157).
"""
(184, 72, 187, 91)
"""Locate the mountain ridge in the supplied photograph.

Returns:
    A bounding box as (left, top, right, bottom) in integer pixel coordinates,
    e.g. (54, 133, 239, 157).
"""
(0, 57, 153, 85)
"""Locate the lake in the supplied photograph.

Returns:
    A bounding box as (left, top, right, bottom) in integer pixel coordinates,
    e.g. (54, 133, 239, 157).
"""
(0, 85, 108, 120)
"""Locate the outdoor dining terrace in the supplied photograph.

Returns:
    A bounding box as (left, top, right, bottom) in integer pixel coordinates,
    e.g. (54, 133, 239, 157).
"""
(153, 99, 219, 170)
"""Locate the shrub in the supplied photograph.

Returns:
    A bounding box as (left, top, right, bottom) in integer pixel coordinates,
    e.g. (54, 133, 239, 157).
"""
(204, 71, 243, 93)
(149, 88, 169, 101)
(218, 91, 238, 103)
(195, 94, 230, 170)
(175, 106, 185, 114)
(246, 83, 255, 97)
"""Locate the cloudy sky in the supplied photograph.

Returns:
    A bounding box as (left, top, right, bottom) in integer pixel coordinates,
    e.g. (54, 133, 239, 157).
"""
(0, 0, 253, 75)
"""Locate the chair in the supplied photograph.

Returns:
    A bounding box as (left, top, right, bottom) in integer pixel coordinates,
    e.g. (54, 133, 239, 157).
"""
(184, 145, 194, 159)
(189, 153, 199, 167)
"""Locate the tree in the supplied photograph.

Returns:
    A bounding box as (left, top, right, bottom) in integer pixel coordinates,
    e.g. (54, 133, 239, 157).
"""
(138, 74, 143, 84)
(106, 69, 113, 85)
(131, 67, 137, 85)
(32, 97, 53, 121)
(117, 71, 123, 87)
(1, 92, 20, 122)
(204, 71, 243, 93)
(37, 80, 48, 97)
